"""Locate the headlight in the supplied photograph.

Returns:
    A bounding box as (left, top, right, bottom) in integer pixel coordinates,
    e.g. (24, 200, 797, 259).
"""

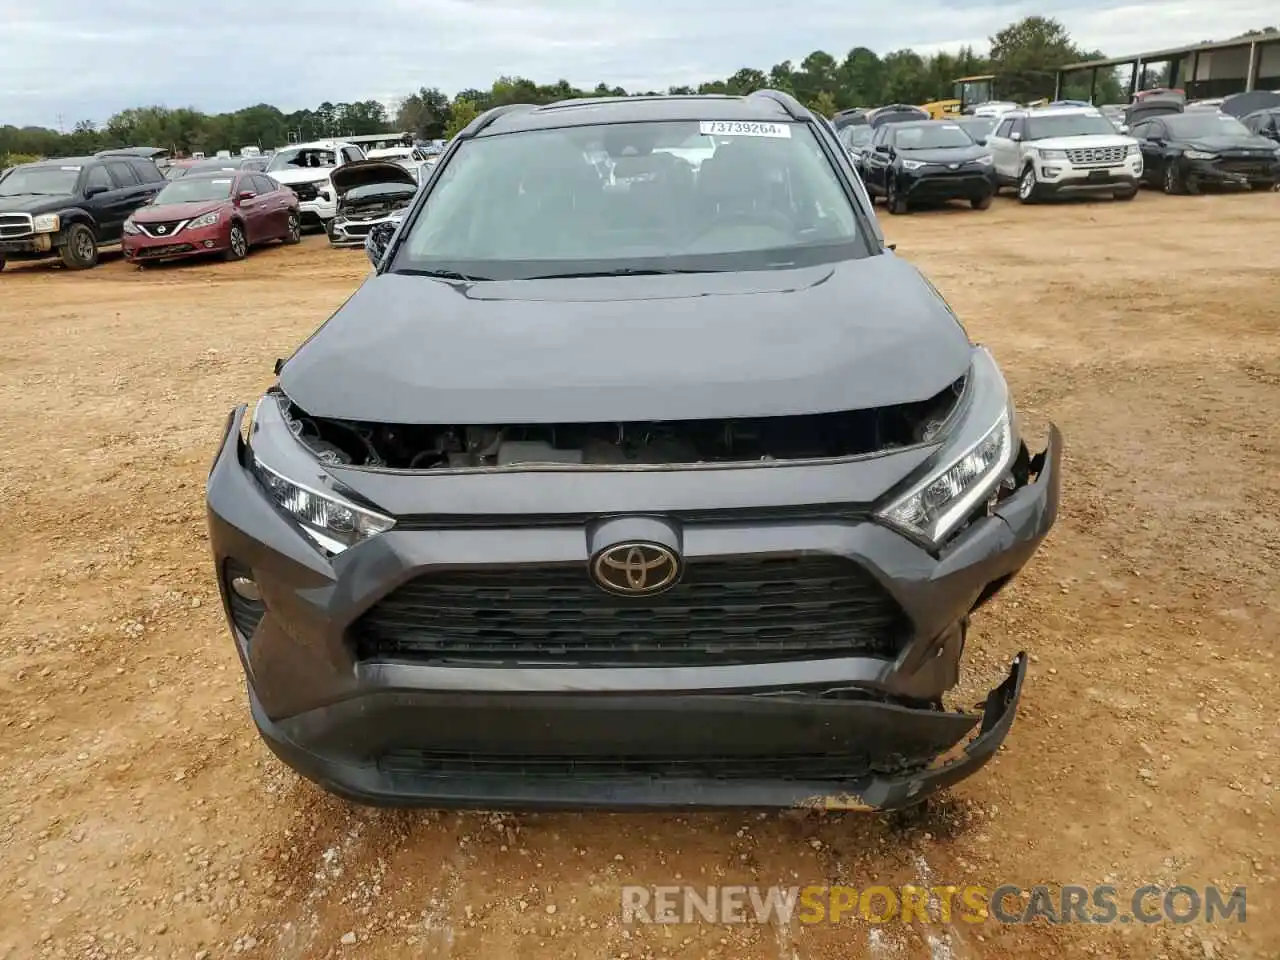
(251, 457, 394, 554)
(1126, 144, 1141, 156)
(122, 220, 141, 235)
(874, 350, 1018, 546)
(1037, 149, 1067, 160)
(975, 154, 994, 165)
(188, 211, 219, 229)
(32, 213, 60, 233)
(901, 159, 927, 170)
(246, 396, 394, 554)
(1183, 150, 1217, 161)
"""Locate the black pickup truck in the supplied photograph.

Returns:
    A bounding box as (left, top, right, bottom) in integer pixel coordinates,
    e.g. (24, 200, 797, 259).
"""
(0, 155, 165, 271)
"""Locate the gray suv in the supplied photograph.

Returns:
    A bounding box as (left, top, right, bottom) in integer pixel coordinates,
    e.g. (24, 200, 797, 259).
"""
(206, 91, 1062, 811)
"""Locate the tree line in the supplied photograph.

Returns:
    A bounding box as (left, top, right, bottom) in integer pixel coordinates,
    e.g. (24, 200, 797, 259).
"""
(3, 18, 1274, 166)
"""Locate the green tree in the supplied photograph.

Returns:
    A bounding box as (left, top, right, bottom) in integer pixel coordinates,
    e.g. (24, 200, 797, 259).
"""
(989, 16, 1079, 102)
(444, 98, 481, 139)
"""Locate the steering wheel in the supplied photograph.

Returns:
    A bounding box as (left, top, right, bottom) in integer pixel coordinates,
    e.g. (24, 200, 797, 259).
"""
(686, 208, 796, 247)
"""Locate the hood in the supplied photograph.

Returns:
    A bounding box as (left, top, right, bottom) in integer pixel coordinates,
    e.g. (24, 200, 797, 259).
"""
(279, 254, 973, 423)
(265, 166, 333, 186)
(330, 159, 417, 197)
(1032, 133, 1136, 150)
(131, 199, 229, 222)
(1181, 134, 1279, 153)
(1221, 90, 1280, 119)
(900, 144, 989, 164)
(0, 193, 78, 214)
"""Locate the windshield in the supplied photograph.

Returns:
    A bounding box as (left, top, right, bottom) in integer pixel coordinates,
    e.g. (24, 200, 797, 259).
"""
(267, 147, 337, 172)
(155, 177, 235, 203)
(956, 118, 995, 140)
(1166, 114, 1251, 138)
(840, 126, 872, 149)
(894, 124, 975, 149)
(0, 166, 80, 196)
(392, 119, 864, 280)
(1026, 113, 1117, 139)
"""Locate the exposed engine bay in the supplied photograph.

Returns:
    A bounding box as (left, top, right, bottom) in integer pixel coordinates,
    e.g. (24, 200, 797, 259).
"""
(277, 377, 966, 470)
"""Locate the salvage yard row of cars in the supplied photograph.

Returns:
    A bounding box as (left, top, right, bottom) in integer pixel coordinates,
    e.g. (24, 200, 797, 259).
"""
(832, 91, 1280, 214)
(0, 141, 435, 270)
(2, 90, 1279, 270)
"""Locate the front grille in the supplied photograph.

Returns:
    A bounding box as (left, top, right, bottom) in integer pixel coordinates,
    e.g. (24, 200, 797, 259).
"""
(1065, 146, 1126, 165)
(338, 221, 372, 238)
(135, 243, 195, 258)
(352, 554, 905, 666)
(377, 750, 920, 781)
(289, 181, 320, 202)
(1215, 157, 1271, 175)
(139, 220, 186, 238)
(0, 213, 33, 239)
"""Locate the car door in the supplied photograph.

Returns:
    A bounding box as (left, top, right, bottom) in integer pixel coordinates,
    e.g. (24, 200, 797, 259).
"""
(986, 117, 1017, 181)
(79, 164, 116, 235)
(1139, 120, 1172, 182)
(232, 174, 267, 243)
(100, 160, 149, 241)
(252, 174, 287, 236)
(862, 127, 891, 194)
(127, 159, 166, 203)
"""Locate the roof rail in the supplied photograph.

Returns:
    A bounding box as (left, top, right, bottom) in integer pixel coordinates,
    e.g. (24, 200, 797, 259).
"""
(459, 102, 538, 139)
(747, 89, 808, 121)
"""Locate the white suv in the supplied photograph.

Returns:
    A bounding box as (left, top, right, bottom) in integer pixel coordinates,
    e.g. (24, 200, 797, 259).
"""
(986, 106, 1142, 203)
(264, 140, 367, 230)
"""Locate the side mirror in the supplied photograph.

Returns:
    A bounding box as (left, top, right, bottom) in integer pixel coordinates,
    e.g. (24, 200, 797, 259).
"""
(365, 220, 396, 268)
(874, 144, 891, 155)
(1119, 124, 1131, 134)
(975, 137, 988, 146)
(237, 191, 256, 202)
(1010, 132, 1023, 142)
(85, 184, 108, 198)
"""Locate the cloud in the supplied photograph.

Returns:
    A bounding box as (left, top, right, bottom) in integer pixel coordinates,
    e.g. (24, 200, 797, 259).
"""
(0, 0, 1274, 127)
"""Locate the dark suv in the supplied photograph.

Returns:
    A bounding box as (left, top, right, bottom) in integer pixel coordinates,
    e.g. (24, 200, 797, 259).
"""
(0, 155, 165, 271)
(207, 91, 1062, 812)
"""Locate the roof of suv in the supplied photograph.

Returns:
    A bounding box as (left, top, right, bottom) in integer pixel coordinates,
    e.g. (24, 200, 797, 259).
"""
(476, 94, 803, 136)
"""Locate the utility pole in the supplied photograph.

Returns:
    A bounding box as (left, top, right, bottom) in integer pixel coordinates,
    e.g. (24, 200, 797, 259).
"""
(56, 113, 64, 134)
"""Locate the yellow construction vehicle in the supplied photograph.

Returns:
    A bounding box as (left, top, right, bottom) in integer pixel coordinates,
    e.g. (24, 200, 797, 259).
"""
(921, 75, 998, 119)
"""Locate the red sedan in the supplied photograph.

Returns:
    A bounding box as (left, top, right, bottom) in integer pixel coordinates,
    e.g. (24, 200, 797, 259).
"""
(122, 170, 300, 264)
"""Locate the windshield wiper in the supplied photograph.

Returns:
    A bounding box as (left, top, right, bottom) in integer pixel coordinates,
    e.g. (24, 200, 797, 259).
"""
(395, 268, 492, 281)
(523, 267, 717, 279)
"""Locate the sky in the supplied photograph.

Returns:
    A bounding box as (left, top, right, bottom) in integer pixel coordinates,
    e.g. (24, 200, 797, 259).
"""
(1, 0, 1275, 129)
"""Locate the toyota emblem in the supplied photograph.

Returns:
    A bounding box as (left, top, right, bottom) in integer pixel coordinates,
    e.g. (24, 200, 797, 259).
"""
(590, 542, 681, 596)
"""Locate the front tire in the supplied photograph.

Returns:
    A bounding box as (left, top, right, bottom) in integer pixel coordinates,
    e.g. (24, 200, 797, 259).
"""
(59, 223, 98, 270)
(0, 257, 6, 273)
(282, 211, 301, 245)
(886, 179, 908, 215)
(1162, 162, 1186, 195)
(1249, 179, 1277, 192)
(1017, 166, 1040, 204)
(971, 192, 993, 210)
(223, 222, 247, 261)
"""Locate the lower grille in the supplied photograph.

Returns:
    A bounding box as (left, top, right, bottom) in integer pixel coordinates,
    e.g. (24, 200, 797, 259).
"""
(337, 221, 372, 237)
(135, 243, 195, 258)
(1066, 146, 1127, 165)
(0, 213, 33, 239)
(352, 554, 905, 666)
(289, 182, 320, 202)
(1215, 158, 1271, 175)
(377, 750, 921, 781)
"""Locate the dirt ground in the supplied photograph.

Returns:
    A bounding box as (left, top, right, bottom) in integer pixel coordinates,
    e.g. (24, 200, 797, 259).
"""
(1, 190, 1277, 960)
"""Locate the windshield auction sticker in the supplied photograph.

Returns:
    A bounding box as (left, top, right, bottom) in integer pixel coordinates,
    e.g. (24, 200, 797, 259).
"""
(699, 121, 791, 138)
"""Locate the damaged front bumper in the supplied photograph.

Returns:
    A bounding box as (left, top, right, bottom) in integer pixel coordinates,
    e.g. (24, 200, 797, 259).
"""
(207, 394, 1061, 811)
(328, 211, 403, 247)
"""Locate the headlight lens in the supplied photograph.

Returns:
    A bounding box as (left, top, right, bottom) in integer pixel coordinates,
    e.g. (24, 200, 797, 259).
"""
(1126, 143, 1141, 156)
(1183, 149, 1217, 161)
(900, 159, 927, 170)
(188, 211, 219, 229)
(32, 213, 60, 232)
(122, 220, 141, 235)
(875, 401, 1017, 546)
(1037, 149, 1067, 160)
(251, 456, 394, 554)
(975, 154, 994, 165)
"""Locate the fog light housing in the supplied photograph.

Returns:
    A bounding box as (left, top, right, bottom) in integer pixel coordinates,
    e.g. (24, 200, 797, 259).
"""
(223, 560, 266, 641)
(230, 576, 261, 600)
(204, 240, 215, 248)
